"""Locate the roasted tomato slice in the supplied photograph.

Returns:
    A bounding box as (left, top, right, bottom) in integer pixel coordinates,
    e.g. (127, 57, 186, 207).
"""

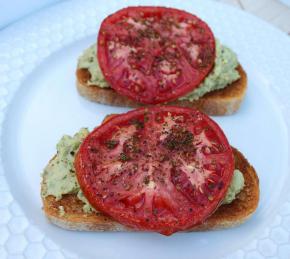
(97, 6, 215, 104)
(75, 107, 234, 235)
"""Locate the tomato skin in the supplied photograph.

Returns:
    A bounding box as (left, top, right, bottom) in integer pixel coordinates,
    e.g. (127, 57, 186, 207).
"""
(75, 106, 234, 235)
(97, 6, 215, 104)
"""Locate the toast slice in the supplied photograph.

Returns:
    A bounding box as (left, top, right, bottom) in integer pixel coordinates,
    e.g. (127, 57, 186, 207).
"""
(41, 147, 259, 232)
(76, 65, 247, 116)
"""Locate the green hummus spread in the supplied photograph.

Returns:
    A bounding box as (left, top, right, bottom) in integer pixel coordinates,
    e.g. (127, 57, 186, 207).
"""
(223, 169, 245, 205)
(42, 130, 244, 213)
(41, 128, 95, 213)
(78, 45, 109, 88)
(77, 40, 240, 100)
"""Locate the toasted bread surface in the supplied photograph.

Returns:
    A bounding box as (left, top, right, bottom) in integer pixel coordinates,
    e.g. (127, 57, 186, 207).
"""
(42, 147, 259, 232)
(76, 65, 247, 116)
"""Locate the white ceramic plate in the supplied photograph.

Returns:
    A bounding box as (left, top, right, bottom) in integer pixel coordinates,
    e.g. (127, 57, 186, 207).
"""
(1, 0, 290, 258)
(280, 0, 290, 8)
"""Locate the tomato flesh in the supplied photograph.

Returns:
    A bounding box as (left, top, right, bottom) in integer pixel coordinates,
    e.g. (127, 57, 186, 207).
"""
(75, 107, 234, 235)
(97, 6, 215, 104)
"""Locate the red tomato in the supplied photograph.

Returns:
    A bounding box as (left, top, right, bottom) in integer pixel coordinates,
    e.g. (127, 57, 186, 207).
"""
(75, 107, 234, 235)
(97, 6, 215, 104)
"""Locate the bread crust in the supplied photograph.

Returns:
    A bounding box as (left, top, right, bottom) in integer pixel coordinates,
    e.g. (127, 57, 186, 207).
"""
(76, 65, 247, 116)
(41, 147, 259, 232)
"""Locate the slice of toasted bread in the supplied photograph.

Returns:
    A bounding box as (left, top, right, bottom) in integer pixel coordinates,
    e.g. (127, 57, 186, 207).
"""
(41, 147, 259, 232)
(76, 65, 247, 116)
